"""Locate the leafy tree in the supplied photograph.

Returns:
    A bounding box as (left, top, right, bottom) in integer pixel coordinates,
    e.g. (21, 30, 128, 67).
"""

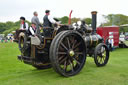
(103, 14, 128, 26)
(0, 22, 6, 33)
(82, 18, 92, 25)
(71, 17, 80, 24)
(59, 16, 69, 24)
(0, 20, 31, 35)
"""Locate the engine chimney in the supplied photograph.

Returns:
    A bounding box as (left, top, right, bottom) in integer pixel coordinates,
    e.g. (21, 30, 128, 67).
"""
(91, 11, 97, 34)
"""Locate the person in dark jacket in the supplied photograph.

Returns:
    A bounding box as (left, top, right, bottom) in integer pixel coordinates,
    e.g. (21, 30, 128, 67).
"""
(43, 10, 59, 28)
(43, 10, 60, 36)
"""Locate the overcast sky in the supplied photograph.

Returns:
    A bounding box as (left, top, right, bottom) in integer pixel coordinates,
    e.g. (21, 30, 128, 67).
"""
(0, 0, 128, 25)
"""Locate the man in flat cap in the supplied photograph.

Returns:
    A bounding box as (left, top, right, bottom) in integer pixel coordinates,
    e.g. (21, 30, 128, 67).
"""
(43, 10, 59, 28)
(43, 10, 60, 36)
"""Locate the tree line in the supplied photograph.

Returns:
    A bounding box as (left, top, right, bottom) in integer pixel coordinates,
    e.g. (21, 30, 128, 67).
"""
(0, 14, 128, 35)
(0, 16, 92, 35)
(102, 14, 128, 26)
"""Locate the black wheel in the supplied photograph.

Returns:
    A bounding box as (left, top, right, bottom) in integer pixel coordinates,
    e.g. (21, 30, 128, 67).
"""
(50, 31, 86, 77)
(94, 43, 109, 67)
(18, 35, 27, 52)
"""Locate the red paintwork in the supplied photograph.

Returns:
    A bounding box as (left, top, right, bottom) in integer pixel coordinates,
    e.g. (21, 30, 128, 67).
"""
(68, 10, 73, 25)
(97, 26, 119, 47)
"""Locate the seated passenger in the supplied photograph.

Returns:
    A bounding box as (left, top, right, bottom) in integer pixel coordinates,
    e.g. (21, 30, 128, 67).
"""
(19, 17, 29, 30)
(29, 23, 44, 43)
(14, 17, 29, 41)
(29, 23, 37, 36)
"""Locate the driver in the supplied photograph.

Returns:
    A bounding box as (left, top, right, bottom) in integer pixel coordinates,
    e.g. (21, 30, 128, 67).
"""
(43, 10, 59, 36)
(43, 10, 59, 28)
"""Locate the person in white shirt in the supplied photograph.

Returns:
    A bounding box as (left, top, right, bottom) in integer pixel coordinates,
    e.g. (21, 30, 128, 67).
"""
(14, 17, 29, 42)
(19, 17, 29, 30)
(29, 23, 44, 43)
(29, 23, 37, 36)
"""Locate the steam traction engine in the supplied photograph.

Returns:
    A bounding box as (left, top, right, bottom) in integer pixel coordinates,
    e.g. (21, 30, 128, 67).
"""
(17, 11, 109, 77)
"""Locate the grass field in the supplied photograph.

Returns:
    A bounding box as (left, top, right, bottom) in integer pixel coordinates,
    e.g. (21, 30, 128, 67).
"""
(0, 43, 128, 85)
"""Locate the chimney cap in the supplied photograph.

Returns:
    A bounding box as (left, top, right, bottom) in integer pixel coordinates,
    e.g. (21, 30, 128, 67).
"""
(91, 11, 97, 14)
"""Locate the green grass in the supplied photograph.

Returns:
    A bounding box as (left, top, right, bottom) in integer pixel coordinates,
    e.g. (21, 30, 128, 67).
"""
(0, 43, 128, 85)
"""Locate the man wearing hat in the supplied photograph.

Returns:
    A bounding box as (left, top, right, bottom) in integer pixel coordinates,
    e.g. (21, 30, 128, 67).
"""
(14, 16, 29, 42)
(43, 10, 59, 28)
(19, 17, 29, 30)
(43, 10, 59, 36)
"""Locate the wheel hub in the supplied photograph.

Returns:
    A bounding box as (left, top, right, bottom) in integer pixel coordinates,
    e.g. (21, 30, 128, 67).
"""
(69, 50, 75, 57)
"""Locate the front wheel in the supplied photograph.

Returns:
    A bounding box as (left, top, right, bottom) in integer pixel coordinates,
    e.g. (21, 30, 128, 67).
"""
(94, 43, 109, 67)
(50, 31, 86, 77)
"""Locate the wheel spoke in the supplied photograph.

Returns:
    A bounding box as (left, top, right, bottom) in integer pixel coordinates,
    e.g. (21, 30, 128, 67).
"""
(71, 36, 75, 43)
(58, 52, 67, 55)
(73, 57, 80, 65)
(100, 57, 103, 64)
(59, 56, 67, 64)
(102, 58, 105, 63)
(98, 57, 101, 63)
(103, 56, 105, 61)
(73, 42, 81, 50)
(59, 55, 64, 61)
(63, 61, 67, 71)
(72, 40, 77, 49)
(59, 45, 65, 51)
(69, 60, 74, 72)
(102, 53, 106, 60)
(60, 42, 68, 51)
(97, 56, 100, 61)
(75, 52, 83, 55)
(71, 61, 75, 68)
(66, 37, 71, 49)
(74, 48, 79, 52)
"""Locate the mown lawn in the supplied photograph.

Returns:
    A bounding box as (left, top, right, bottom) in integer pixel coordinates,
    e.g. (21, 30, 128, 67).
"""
(0, 43, 128, 85)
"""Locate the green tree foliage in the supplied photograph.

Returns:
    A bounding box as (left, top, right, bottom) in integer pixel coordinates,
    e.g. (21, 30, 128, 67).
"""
(82, 18, 92, 25)
(0, 20, 31, 35)
(0, 22, 6, 33)
(71, 17, 80, 24)
(103, 14, 128, 26)
(0, 21, 20, 35)
(59, 16, 69, 24)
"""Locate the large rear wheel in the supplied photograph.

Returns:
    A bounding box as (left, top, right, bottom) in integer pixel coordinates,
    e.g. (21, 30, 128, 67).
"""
(50, 31, 86, 77)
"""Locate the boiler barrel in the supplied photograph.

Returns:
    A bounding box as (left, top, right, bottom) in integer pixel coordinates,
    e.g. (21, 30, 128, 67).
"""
(85, 34, 103, 47)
